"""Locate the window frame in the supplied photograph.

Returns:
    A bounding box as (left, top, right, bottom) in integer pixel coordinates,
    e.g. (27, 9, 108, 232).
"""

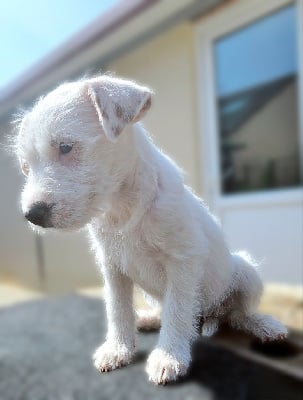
(195, 0, 303, 211)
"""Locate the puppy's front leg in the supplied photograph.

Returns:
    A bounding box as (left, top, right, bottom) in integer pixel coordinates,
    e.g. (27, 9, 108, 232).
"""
(94, 266, 136, 372)
(146, 266, 199, 384)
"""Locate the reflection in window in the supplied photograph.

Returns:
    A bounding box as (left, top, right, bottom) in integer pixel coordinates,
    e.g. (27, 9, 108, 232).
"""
(214, 5, 301, 194)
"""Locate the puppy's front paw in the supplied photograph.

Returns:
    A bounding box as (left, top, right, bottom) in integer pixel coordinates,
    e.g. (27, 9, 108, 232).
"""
(146, 348, 188, 385)
(93, 341, 134, 373)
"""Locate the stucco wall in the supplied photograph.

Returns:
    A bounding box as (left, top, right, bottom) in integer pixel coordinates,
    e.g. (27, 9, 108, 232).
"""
(0, 122, 98, 293)
(0, 22, 199, 292)
(0, 129, 40, 288)
(108, 22, 201, 193)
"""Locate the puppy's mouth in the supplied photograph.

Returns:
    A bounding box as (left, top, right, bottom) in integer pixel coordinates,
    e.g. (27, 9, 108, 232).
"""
(24, 202, 54, 228)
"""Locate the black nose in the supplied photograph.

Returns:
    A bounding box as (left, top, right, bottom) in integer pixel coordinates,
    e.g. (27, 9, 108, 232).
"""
(24, 202, 53, 228)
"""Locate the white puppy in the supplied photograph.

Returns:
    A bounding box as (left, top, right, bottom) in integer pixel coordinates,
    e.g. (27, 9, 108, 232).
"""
(16, 75, 287, 385)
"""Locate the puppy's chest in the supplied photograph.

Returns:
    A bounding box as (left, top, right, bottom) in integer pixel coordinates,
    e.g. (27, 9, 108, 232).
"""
(102, 231, 166, 298)
(101, 229, 161, 277)
(102, 231, 135, 270)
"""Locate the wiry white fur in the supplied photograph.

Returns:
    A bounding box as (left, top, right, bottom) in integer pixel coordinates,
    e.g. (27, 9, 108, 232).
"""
(16, 75, 287, 385)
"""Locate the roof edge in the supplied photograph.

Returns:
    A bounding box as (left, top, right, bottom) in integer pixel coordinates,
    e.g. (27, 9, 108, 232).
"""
(0, 0, 156, 103)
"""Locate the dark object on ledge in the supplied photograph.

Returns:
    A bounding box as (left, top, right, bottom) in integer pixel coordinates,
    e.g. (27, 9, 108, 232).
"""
(0, 295, 301, 400)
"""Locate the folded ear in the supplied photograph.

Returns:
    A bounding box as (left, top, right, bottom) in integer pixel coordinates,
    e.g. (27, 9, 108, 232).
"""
(86, 76, 153, 142)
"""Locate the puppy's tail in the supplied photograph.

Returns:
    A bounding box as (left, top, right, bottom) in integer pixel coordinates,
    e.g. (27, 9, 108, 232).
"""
(231, 251, 263, 311)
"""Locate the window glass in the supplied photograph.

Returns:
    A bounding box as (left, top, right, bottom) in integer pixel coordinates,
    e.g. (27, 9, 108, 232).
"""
(214, 5, 301, 194)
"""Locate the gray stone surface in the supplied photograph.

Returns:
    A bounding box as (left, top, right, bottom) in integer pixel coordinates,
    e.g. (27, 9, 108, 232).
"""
(0, 295, 300, 400)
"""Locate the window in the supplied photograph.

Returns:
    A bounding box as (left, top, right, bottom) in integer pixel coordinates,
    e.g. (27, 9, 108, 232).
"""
(214, 5, 301, 194)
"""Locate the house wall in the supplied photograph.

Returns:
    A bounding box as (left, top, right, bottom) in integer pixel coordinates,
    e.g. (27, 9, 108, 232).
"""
(1, 3, 301, 290)
(0, 122, 98, 293)
(0, 21, 199, 292)
(0, 126, 40, 288)
(41, 21, 200, 293)
(108, 22, 201, 193)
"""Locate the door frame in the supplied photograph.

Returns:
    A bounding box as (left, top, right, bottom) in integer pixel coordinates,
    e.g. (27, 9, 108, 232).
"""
(195, 0, 303, 217)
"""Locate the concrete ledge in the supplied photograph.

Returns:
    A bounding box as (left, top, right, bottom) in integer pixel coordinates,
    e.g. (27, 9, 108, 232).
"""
(0, 294, 302, 400)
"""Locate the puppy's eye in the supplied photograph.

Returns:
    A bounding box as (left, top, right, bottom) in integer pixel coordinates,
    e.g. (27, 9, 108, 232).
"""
(59, 143, 73, 154)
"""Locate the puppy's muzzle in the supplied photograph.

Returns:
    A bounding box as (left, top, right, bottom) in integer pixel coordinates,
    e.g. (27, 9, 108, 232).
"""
(24, 202, 54, 228)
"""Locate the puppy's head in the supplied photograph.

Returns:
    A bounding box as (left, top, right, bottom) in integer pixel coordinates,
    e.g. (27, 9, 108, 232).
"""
(16, 75, 152, 231)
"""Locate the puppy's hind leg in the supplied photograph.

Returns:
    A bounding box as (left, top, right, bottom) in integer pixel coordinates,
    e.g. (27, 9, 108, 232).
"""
(229, 311, 288, 342)
(227, 252, 287, 342)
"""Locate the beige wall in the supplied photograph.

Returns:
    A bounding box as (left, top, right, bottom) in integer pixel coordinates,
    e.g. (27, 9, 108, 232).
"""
(0, 123, 99, 293)
(0, 22, 200, 293)
(42, 231, 99, 293)
(108, 22, 201, 193)
(0, 126, 40, 288)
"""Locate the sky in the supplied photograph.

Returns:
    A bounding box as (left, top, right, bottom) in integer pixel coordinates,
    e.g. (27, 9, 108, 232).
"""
(0, 0, 118, 89)
(214, 4, 297, 97)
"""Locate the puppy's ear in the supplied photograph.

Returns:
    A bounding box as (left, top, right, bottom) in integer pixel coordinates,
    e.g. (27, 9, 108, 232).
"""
(86, 76, 153, 142)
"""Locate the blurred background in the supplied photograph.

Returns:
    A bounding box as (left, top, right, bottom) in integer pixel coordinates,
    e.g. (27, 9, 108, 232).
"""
(0, 0, 302, 329)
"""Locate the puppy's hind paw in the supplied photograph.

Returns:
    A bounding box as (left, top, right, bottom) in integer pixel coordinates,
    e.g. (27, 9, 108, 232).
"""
(249, 314, 288, 342)
(93, 341, 134, 373)
(258, 315, 288, 342)
(201, 318, 219, 337)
